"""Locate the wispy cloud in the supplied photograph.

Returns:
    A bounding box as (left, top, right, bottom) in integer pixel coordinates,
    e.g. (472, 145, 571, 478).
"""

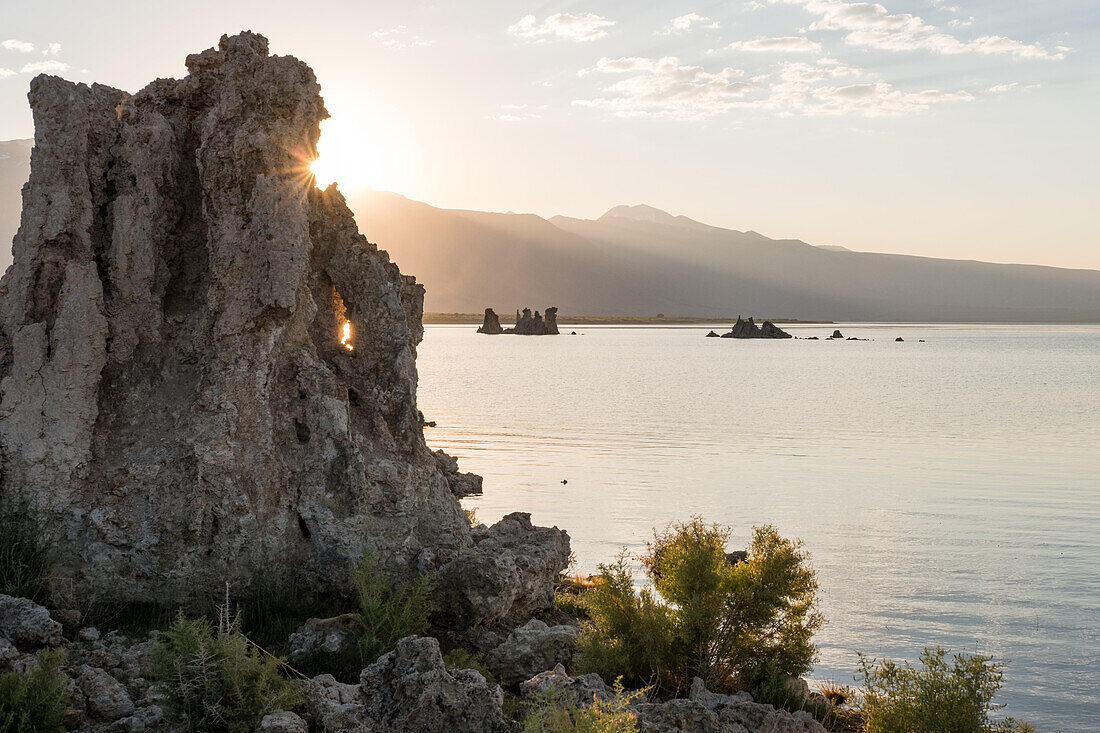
(509, 13, 616, 42)
(21, 60, 69, 74)
(770, 0, 1066, 59)
(489, 103, 544, 122)
(659, 13, 720, 35)
(2, 39, 35, 53)
(988, 82, 1018, 94)
(722, 36, 822, 52)
(0, 68, 16, 79)
(370, 26, 435, 49)
(574, 57, 754, 119)
(42, 43, 61, 57)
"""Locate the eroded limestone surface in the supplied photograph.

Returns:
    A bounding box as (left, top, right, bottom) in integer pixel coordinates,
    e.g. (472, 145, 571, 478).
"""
(0, 32, 566, 617)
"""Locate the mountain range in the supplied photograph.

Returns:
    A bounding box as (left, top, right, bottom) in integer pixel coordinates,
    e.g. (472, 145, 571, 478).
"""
(3, 139, 1098, 321)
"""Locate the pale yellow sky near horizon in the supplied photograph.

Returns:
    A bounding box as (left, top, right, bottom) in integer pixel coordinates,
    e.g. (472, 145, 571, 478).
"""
(2, 0, 1098, 270)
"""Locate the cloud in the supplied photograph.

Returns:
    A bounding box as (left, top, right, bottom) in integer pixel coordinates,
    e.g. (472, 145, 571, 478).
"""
(0, 68, 16, 79)
(770, 0, 1065, 59)
(723, 36, 822, 52)
(574, 56, 754, 119)
(21, 60, 69, 74)
(509, 13, 615, 42)
(42, 43, 61, 56)
(988, 82, 1018, 94)
(2, 39, 34, 53)
(659, 13, 720, 35)
(370, 26, 435, 49)
(809, 82, 972, 115)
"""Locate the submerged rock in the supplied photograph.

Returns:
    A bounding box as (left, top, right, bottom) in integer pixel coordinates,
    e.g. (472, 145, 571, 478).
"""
(476, 307, 503, 334)
(705, 330, 720, 338)
(0, 32, 564, 621)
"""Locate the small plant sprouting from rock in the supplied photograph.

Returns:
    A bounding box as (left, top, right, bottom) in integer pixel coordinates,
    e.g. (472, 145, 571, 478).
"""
(443, 647, 496, 685)
(855, 646, 1012, 733)
(0, 649, 69, 733)
(521, 678, 640, 733)
(575, 518, 822, 698)
(352, 550, 432, 664)
(149, 608, 301, 733)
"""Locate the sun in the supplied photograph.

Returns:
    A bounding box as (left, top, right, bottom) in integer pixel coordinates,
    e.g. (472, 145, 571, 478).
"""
(310, 113, 401, 191)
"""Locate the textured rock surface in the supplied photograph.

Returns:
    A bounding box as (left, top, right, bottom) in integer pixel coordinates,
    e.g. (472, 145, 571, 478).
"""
(78, 664, 136, 720)
(287, 613, 359, 665)
(0, 594, 63, 649)
(476, 307, 503, 334)
(0, 32, 565, 614)
(433, 512, 571, 647)
(258, 710, 309, 733)
(302, 636, 506, 733)
(485, 618, 578, 686)
(519, 663, 615, 705)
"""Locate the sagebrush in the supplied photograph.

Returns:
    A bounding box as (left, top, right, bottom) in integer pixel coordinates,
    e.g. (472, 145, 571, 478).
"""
(576, 518, 823, 697)
(149, 609, 301, 733)
(0, 500, 54, 604)
(522, 678, 640, 733)
(856, 646, 1009, 733)
(0, 649, 69, 733)
(351, 550, 432, 664)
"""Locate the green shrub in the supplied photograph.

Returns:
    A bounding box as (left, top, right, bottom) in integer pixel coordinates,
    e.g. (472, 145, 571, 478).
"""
(577, 519, 823, 697)
(522, 678, 640, 733)
(149, 610, 301, 732)
(443, 648, 496, 684)
(351, 551, 431, 664)
(856, 646, 1010, 733)
(0, 649, 69, 733)
(0, 501, 54, 604)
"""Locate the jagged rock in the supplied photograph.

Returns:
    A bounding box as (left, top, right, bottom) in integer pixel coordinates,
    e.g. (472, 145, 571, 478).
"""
(259, 710, 309, 733)
(830, 330, 844, 339)
(0, 594, 63, 650)
(302, 636, 505, 733)
(760, 321, 793, 339)
(78, 627, 101, 642)
(0, 637, 19, 669)
(50, 608, 82, 632)
(519, 664, 615, 705)
(476, 307, 503, 334)
(632, 677, 827, 733)
(300, 674, 363, 732)
(433, 449, 483, 499)
(432, 512, 570, 646)
(0, 32, 568, 616)
(504, 306, 559, 335)
(287, 614, 359, 665)
(721, 317, 792, 339)
(485, 619, 578, 687)
(895, 337, 904, 342)
(78, 664, 135, 720)
(705, 330, 720, 337)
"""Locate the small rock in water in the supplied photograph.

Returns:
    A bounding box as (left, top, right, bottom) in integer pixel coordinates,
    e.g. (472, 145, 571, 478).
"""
(561, 479, 568, 485)
(705, 330, 720, 338)
(831, 329, 844, 339)
(896, 337, 904, 342)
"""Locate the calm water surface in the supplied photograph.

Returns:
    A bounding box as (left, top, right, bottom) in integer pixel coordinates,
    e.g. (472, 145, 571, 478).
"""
(417, 323, 1100, 731)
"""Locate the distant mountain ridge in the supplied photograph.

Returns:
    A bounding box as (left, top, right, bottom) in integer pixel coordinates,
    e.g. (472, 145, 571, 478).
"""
(2, 140, 1097, 321)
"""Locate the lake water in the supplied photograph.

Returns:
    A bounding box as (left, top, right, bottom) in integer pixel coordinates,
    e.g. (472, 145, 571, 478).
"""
(417, 323, 1100, 731)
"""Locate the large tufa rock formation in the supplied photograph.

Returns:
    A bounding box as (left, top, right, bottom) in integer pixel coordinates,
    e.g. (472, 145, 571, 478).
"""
(0, 32, 567, 615)
(476, 307, 503, 334)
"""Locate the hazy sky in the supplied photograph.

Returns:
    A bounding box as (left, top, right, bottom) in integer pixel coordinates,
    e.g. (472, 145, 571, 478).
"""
(2, 1, 1098, 269)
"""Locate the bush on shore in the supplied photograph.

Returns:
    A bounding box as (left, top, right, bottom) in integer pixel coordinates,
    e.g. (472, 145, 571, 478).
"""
(149, 609, 301, 733)
(575, 518, 823, 698)
(856, 646, 1014, 733)
(0, 649, 69, 733)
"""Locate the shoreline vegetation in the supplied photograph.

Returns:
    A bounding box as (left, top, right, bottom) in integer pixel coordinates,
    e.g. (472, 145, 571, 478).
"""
(427, 312, 835, 326)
